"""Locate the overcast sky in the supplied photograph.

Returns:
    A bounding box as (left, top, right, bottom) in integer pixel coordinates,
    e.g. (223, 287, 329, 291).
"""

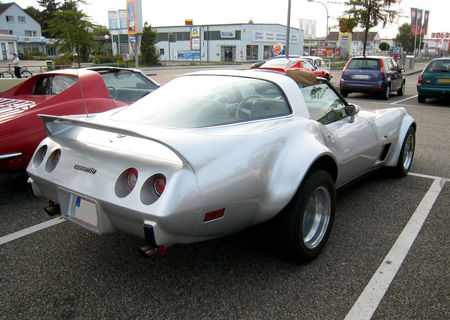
(13, 0, 450, 39)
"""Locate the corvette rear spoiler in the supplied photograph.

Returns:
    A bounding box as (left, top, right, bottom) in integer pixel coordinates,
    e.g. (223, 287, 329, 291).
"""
(38, 114, 194, 170)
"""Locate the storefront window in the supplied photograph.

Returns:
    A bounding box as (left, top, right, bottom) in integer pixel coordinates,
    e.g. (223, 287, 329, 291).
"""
(264, 46, 273, 59)
(246, 45, 258, 60)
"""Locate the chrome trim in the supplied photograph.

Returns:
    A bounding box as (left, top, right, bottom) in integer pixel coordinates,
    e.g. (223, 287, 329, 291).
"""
(0, 152, 22, 160)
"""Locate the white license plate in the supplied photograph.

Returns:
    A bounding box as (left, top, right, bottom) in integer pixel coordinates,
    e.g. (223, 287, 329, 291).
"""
(74, 196, 98, 228)
(354, 74, 370, 79)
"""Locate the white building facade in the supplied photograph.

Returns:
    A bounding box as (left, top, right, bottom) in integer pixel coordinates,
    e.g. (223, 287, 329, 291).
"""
(154, 23, 303, 63)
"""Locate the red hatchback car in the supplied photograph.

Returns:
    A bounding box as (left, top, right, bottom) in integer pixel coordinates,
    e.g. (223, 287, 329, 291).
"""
(0, 67, 159, 173)
(256, 57, 332, 79)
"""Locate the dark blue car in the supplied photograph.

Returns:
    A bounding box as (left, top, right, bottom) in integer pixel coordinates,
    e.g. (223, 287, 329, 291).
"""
(339, 56, 405, 100)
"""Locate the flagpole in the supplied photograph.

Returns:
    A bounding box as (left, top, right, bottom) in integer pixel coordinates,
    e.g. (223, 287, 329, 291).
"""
(413, 8, 418, 58)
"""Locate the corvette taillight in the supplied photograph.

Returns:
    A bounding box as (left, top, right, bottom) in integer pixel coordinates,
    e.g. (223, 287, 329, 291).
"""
(45, 149, 61, 172)
(126, 168, 138, 190)
(418, 74, 423, 84)
(153, 174, 166, 196)
(32, 145, 47, 167)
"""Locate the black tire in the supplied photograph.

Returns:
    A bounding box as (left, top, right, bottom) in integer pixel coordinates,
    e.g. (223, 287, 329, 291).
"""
(275, 170, 336, 262)
(393, 126, 415, 177)
(418, 95, 426, 103)
(340, 90, 348, 97)
(382, 84, 390, 100)
(0, 71, 13, 78)
(20, 70, 33, 78)
(397, 81, 405, 96)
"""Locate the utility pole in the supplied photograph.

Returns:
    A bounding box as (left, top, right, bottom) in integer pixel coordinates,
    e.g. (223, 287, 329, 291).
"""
(285, 0, 291, 57)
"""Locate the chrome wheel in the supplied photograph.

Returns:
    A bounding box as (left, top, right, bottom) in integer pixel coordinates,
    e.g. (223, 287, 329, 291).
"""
(302, 186, 331, 249)
(402, 131, 415, 170)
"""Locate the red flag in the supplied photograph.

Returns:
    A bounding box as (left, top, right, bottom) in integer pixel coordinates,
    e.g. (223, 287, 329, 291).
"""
(410, 8, 417, 34)
(422, 11, 430, 35)
(416, 9, 423, 35)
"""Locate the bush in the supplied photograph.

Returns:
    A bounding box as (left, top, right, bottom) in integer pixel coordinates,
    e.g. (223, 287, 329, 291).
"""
(52, 56, 73, 69)
(93, 54, 121, 65)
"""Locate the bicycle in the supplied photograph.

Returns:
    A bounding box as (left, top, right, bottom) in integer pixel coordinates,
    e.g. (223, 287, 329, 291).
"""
(0, 65, 33, 78)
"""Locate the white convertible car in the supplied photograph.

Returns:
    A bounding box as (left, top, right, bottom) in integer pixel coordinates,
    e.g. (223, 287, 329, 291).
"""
(27, 69, 415, 261)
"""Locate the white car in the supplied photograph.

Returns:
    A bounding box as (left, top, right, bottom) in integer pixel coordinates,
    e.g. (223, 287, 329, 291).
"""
(27, 69, 416, 261)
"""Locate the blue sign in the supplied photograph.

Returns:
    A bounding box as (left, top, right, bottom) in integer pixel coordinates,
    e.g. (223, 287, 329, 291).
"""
(177, 50, 201, 59)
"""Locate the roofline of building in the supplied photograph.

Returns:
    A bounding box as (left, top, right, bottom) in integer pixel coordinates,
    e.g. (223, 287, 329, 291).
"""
(154, 23, 300, 31)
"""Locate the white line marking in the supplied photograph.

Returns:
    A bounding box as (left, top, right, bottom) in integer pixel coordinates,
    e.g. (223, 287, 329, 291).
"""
(409, 172, 450, 182)
(391, 95, 418, 105)
(0, 217, 65, 245)
(344, 178, 445, 320)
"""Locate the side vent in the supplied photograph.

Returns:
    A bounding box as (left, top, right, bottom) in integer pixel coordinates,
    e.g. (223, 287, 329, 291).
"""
(379, 143, 391, 161)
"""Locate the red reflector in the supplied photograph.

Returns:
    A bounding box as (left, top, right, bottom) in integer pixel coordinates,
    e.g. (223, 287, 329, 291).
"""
(8, 157, 23, 164)
(153, 174, 166, 196)
(204, 208, 225, 222)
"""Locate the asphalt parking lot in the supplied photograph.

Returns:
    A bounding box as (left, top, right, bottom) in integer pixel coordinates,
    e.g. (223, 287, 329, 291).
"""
(1, 69, 449, 319)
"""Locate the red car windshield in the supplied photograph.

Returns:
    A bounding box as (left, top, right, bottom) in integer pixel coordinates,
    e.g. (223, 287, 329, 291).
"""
(261, 58, 297, 68)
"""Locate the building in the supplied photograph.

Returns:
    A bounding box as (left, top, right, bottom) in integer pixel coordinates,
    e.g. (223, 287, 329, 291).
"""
(423, 32, 449, 56)
(326, 31, 381, 57)
(154, 23, 303, 63)
(0, 2, 49, 59)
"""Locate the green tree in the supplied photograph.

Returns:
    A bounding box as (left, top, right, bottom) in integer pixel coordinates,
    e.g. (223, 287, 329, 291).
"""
(47, 8, 96, 66)
(24, 6, 42, 24)
(342, 0, 400, 56)
(139, 23, 159, 66)
(395, 23, 420, 53)
(379, 41, 390, 51)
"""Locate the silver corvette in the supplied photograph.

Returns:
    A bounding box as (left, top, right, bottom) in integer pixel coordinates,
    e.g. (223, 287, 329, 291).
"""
(27, 69, 416, 261)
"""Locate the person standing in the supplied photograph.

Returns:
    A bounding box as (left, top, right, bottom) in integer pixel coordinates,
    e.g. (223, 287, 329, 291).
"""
(12, 53, 21, 78)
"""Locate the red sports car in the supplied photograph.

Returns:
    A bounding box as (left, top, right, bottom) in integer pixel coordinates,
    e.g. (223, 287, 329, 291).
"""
(256, 57, 332, 79)
(0, 67, 159, 173)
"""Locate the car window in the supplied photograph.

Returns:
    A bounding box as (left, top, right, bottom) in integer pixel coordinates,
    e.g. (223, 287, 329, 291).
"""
(300, 82, 347, 124)
(112, 75, 291, 128)
(347, 58, 380, 70)
(33, 75, 78, 95)
(301, 60, 315, 70)
(262, 58, 297, 68)
(426, 60, 450, 72)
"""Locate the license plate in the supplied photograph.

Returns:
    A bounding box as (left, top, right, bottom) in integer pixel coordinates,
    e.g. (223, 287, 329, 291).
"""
(438, 78, 450, 83)
(74, 196, 98, 228)
(354, 74, 370, 79)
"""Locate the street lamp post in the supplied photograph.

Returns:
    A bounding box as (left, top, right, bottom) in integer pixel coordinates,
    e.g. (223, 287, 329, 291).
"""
(307, 0, 329, 38)
(285, 0, 292, 57)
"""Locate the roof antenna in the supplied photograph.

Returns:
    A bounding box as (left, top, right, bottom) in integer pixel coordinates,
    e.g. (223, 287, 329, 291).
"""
(76, 68, 89, 118)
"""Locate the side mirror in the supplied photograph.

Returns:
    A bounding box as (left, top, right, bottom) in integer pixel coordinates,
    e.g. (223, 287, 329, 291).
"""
(345, 104, 360, 116)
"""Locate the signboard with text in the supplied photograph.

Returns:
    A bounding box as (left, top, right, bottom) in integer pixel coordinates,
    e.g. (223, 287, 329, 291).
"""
(126, 0, 142, 35)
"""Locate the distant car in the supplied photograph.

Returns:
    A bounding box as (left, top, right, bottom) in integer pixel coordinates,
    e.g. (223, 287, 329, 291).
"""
(301, 56, 331, 70)
(256, 57, 332, 79)
(339, 56, 405, 100)
(0, 67, 160, 173)
(27, 69, 416, 262)
(417, 57, 450, 103)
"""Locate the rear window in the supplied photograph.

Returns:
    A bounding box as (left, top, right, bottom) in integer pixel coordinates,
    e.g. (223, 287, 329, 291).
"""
(33, 75, 78, 95)
(425, 59, 450, 73)
(347, 58, 380, 70)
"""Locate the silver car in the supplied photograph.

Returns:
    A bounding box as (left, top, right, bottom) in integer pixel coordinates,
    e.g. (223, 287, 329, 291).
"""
(27, 69, 416, 261)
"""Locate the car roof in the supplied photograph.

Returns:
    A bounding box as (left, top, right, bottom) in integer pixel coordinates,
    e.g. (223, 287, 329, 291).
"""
(350, 56, 389, 60)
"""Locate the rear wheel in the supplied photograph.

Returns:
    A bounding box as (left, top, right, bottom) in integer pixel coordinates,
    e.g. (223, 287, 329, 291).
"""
(0, 71, 13, 78)
(418, 95, 426, 103)
(397, 81, 405, 96)
(393, 127, 415, 177)
(382, 85, 390, 100)
(275, 170, 335, 262)
(20, 70, 33, 78)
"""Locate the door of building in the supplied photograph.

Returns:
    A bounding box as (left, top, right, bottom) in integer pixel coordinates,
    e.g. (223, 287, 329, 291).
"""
(1, 43, 7, 60)
(221, 46, 235, 62)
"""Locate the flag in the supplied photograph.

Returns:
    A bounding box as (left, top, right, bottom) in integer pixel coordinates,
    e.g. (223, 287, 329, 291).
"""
(422, 11, 430, 35)
(410, 8, 417, 34)
(416, 9, 423, 35)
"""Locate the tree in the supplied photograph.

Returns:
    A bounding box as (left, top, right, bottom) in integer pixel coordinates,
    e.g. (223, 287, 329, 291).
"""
(395, 23, 419, 53)
(342, 0, 400, 56)
(24, 6, 42, 24)
(379, 41, 390, 51)
(47, 8, 96, 66)
(139, 23, 159, 66)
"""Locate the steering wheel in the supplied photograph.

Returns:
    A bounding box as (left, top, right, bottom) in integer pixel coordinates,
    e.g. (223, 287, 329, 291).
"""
(107, 86, 117, 100)
(235, 95, 262, 120)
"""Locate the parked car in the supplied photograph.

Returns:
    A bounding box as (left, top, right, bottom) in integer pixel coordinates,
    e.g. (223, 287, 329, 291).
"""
(27, 69, 416, 262)
(256, 57, 332, 79)
(0, 67, 160, 173)
(339, 56, 405, 100)
(301, 56, 331, 70)
(417, 57, 450, 103)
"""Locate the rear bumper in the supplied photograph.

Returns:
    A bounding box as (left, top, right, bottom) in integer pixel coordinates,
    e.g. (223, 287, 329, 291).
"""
(417, 84, 450, 97)
(340, 80, 386, 93)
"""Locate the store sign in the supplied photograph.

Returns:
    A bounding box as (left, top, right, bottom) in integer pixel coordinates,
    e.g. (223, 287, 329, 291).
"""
(177, 50, 201, 59)
(221, 31, 235, 38)
(190, 26, 200, 50)
(108, 11, 119, 31)
(252, 31, 298, 43)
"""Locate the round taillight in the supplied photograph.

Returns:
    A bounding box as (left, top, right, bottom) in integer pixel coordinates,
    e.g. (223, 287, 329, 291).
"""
(32, 145, 47, 167)
(126, 168, 138, 190)
(52, 149, 61, 166)
(45, 149, 61, 172)
(153, 175, 166, 196)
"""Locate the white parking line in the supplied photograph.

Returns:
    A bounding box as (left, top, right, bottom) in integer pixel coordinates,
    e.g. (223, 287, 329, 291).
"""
(0, 217, 65, 245)
(344, 177, 445, 320)
(390, 95, 418, 105)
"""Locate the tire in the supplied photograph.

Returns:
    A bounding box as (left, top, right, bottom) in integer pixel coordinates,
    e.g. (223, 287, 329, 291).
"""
(397, 81, 405, 96)
(382, 85, 390, 100)
(393, 126, 415, 177)
(20, 70, 33, 78)
(0, 71, 13, 78)
(340, 90, 349, 97)
(418, 95, 426, 103)
(275, 170, 336, 262)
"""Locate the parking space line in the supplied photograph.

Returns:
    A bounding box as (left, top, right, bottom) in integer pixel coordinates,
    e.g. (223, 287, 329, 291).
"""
(391, 95, 418, 105)
(344, 178, 445, 320)
(0, 217, 65, 245)
(409, 172, 450, 182)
